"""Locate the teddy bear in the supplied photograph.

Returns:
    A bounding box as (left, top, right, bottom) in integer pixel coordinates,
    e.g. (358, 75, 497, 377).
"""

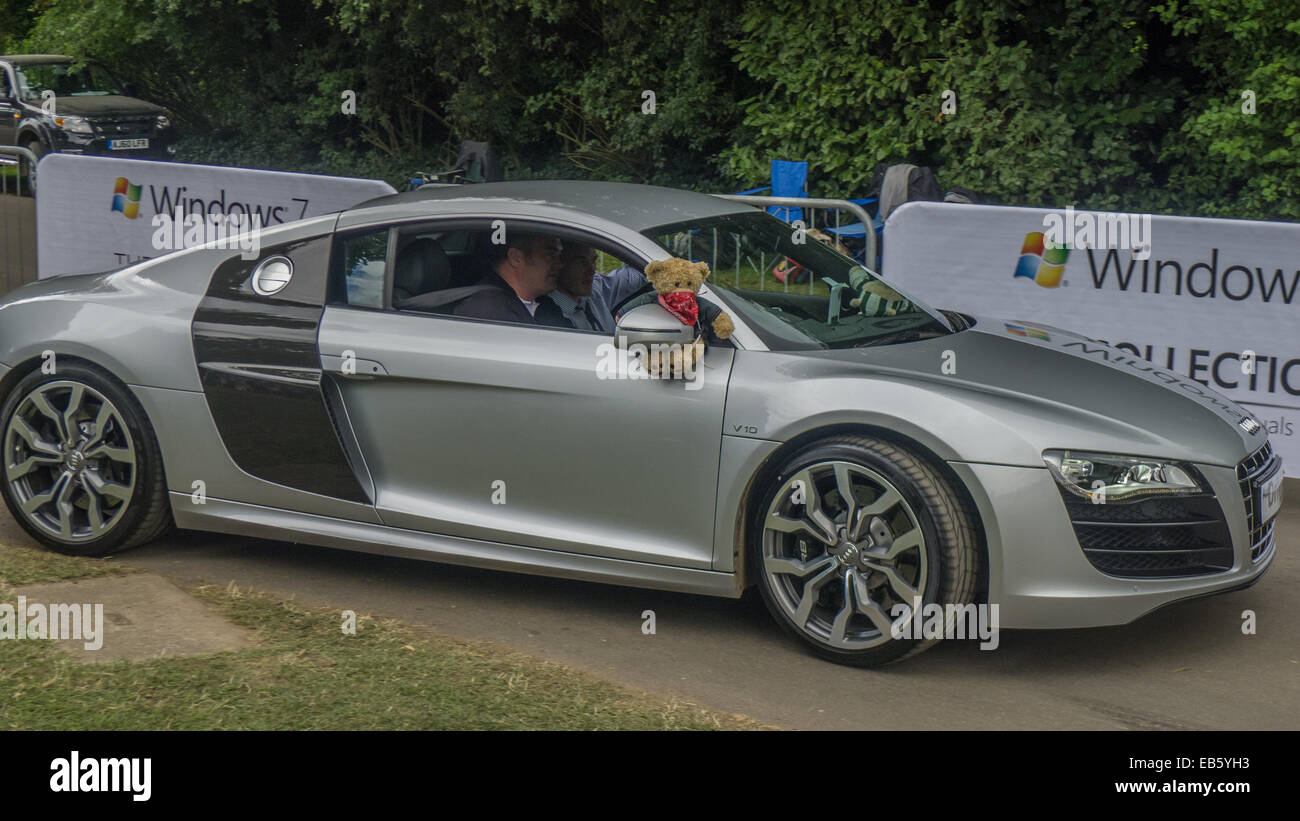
(620, 258, 734, 378)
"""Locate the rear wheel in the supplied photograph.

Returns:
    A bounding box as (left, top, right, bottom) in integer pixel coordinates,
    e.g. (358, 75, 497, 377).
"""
(0, 363, 171, 556)
(750, 435, 981, 666)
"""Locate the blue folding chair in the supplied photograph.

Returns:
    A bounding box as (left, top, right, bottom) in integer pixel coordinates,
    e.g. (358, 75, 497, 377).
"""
(735, 160, 808, 224)
(822, 199, 883, 267)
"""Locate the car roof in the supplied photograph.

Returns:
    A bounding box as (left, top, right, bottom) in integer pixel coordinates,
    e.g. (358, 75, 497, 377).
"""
(348, 180, 755, 233)
(0, 55, 77, 65)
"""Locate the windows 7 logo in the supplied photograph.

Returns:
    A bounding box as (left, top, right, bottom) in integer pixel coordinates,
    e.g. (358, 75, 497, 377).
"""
(1013, 232, 1069, 288)
(110, 177, 142, 219)
(1004, 322, 1051, 341)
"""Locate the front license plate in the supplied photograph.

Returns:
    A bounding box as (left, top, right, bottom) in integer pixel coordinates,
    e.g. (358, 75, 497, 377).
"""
(1259, 469, 1284, 524)
(109, 138, 149, 150)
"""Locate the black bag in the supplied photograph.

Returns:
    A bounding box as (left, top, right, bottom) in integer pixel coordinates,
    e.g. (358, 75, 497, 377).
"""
(452, 140, 501, 184)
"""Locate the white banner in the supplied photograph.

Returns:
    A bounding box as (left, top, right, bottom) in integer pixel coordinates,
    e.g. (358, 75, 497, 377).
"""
(884, 201, 1300, 475)
(36, 154, 396, 277)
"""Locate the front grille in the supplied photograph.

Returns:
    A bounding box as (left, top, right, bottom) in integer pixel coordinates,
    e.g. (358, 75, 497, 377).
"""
(1060, 491, 1233, 579)
(1237, 442, 1280, 565)
(1236, 441, 1273, 481)
(92, 115, 156, 135)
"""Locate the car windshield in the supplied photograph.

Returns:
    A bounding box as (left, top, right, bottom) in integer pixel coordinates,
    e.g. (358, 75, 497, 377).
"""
(15, 62, 124, 101)
(642, 212, 952, 351)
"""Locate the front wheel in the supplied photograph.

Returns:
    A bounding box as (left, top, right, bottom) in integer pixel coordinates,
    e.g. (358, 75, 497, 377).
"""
(750, 435, 981, 667)
(0, 363, 171, 556)
(17, 139, 46, 185)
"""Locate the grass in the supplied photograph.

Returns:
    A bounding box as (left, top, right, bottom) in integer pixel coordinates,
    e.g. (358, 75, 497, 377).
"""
(0, 539, 133, 586)
(0, 162, 34, 196)
(0, 540, 765, 730)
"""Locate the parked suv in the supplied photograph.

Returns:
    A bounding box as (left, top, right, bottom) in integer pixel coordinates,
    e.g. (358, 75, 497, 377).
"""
(0, 54, 173, 170)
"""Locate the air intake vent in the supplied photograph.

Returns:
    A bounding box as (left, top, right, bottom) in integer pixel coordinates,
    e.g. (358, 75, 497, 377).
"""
(1059, 493, 1232, 578)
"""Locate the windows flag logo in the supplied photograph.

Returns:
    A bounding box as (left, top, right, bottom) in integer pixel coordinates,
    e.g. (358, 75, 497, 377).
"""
(1004, 322, 1051, 341)
(110, 177, 142, 219)
(1013, 232, 1069, 288)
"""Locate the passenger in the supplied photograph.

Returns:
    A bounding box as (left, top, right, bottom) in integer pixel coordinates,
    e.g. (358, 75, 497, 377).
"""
(453, 233, 573, 328)
(546, 242, 646, 333)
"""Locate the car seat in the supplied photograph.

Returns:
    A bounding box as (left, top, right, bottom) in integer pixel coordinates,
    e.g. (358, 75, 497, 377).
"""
(392, 238, 451, 303)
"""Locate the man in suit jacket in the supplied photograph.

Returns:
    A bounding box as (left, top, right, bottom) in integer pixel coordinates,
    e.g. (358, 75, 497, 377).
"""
(546, 242, 646, 333)
(453, 233, 574, 328)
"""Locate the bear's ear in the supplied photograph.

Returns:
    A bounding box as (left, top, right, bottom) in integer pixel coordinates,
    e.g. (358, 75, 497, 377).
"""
(694, 261, 711, 282)
(644, 261, 666, 286)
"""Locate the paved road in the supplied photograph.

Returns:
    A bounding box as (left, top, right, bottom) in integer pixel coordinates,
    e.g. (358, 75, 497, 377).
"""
(3, 492, 1296, 730)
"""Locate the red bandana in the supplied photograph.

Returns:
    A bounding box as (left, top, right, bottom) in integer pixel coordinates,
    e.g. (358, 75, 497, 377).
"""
(658, 291, 699, 326)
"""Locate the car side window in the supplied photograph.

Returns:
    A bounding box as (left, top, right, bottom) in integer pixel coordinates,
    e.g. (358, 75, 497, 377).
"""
(333, 219, 651, 331)
(334, 229, 389, 309)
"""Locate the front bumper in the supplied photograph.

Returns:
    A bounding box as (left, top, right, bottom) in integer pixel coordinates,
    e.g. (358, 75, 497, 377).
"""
(950, 454, 1276, 629)
(52, 130, 172, 160)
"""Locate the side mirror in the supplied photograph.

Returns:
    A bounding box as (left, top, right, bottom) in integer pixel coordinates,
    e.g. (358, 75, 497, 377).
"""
(614, 302, 703, 381)
(614, 302, 696, 350)
(122, 82, 138, 97)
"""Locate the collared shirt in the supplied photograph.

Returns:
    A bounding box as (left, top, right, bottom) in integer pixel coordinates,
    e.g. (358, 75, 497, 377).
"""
(548, 289, 600, 330)
(546, 265, 645, 333)
(518, 297, 540, 317)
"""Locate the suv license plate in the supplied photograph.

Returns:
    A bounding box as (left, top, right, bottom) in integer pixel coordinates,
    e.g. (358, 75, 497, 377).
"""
(109, 139, 149, 150)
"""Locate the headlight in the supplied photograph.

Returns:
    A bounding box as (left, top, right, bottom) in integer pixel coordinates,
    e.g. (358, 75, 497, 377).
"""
(53, 114, 93, 135)
(156, 114, 170, 129)
(1042, 450, 1204, 503)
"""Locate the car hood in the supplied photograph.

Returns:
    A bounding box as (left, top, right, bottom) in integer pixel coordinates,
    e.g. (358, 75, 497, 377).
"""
(821, 313, 1264, 468)
(46, 95, 163, 117)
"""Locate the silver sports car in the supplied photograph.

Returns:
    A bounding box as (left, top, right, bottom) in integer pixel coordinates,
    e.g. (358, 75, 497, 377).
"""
(0, 182, 1279, 666)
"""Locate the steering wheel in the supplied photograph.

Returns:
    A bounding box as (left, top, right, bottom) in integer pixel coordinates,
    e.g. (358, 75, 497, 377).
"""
(610, 281, 654, 321)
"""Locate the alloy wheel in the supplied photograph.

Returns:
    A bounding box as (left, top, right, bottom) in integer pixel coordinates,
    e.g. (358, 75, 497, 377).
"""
(761, 460, 928, 650)
(3, 380, 137, 543)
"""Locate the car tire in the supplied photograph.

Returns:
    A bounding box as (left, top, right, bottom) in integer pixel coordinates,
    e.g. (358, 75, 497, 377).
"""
(18, 138, 46, 184)
(749, 434, 981, 667)
(0, 362, 172, 556)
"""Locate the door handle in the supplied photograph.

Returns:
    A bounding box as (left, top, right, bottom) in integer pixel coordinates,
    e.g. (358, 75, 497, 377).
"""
(320, 353, 388, 378)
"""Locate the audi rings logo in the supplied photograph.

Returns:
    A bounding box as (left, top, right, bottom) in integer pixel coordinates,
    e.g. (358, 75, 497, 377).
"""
(1239, 416, 1262, 435)
(250, 256, 294, 296)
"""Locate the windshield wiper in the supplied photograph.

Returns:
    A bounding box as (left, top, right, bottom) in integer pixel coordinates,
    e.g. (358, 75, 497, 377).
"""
(854, 328, 946, 348)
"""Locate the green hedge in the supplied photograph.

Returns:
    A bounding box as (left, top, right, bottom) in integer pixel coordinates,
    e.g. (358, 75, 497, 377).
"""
(7, 0, 1297, 220)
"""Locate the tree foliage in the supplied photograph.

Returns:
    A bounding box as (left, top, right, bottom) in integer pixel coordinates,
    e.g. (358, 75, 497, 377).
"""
(7, 0, 1298, 220)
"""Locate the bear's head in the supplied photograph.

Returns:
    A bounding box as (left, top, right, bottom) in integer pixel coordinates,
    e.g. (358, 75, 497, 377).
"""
(644, 258, 710, 295)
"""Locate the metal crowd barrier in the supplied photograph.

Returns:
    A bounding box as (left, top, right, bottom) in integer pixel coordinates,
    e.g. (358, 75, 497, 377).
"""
(0, 145, 39, 296)
(716, 194, 880, 292)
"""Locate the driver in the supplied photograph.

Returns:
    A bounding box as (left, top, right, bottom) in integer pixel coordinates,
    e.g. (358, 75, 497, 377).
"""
(453, 233, 574, 328)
